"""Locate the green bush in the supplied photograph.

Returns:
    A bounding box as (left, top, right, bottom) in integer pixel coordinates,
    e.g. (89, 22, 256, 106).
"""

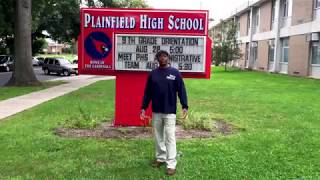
(32, 38, 47, 55)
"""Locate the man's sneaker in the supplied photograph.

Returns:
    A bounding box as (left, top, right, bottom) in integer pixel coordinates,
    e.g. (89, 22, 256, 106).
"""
(151, 160, 165, 168)
(166, 168, 176, 176)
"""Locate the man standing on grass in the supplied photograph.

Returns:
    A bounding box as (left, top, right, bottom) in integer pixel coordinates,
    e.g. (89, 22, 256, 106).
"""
(140, 50, 188, 176)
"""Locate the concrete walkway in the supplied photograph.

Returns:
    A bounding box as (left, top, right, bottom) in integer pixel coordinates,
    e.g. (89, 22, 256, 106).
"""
(0, 75, 115, 120)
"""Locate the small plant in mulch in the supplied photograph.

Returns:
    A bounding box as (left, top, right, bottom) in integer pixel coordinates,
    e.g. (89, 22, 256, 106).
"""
(62, 106, 102, 129)
(177, 110, 214, 131)
(55, 110, 244, 139)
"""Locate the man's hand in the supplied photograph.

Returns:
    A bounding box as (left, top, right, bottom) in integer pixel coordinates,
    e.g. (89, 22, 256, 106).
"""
(140, 109, 146, 120)
(181, 108, 188, 119)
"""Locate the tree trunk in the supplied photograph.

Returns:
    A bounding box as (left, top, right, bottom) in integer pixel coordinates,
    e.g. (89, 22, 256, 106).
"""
(224, 63, 227, 71)
(6, 0, 41, 86)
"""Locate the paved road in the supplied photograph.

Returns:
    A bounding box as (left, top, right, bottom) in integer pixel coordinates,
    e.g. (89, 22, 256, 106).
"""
(0, 66, 80, 86)
(0, 71, 11, 86)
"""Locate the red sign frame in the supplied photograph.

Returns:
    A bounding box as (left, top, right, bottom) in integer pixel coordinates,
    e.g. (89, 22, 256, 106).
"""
(78, 8, 212, 126)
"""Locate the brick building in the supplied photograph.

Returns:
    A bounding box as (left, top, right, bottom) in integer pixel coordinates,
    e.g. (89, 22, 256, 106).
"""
(211, 0, 320, 78)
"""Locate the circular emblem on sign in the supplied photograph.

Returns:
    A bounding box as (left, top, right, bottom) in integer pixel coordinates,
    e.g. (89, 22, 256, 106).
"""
(85, 32, 112, 59)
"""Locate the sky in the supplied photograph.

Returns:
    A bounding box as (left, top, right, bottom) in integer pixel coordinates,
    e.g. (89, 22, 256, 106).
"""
(146, 0, 249, 27)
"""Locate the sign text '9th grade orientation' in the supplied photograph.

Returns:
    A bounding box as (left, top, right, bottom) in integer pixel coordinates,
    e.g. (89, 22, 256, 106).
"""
(115, 35, 206, 72)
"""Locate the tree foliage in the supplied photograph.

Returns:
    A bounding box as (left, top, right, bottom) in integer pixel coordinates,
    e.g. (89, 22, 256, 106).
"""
(32, 38, 47, 55)
(86, 0, 149, 8)
(2, 0, 149, 86)
(212, 20, 242, 71)
(0, 0, 15, 54)
(0, 1, 15, 37)
(0, 0, 149, 54)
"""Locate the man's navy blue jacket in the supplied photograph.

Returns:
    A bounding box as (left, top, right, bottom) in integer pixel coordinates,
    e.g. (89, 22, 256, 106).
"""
(142, 67, 188, 114)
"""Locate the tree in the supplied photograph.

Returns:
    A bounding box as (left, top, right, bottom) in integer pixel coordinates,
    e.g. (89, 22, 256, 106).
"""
(0, 0, 81, 53)
(0, 0, 150, 51)
(2, 0, 149, 86)
(212, 20, 242, 71)
(6, 0, 41, 86)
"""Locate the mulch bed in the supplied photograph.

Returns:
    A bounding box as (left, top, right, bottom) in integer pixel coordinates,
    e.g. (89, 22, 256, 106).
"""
(54, 121, 239, 139)
(54, 120, 242, 139)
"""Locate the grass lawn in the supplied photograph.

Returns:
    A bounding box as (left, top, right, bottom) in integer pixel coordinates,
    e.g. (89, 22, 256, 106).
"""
(0, 81, 66, 101)
(0, 67, 319, 179)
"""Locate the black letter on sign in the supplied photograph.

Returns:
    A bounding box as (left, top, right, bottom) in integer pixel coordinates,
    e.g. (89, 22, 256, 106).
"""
(122, 37, 126, 44)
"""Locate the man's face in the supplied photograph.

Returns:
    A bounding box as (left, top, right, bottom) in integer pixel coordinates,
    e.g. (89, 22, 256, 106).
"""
(158, 53, 169, 67)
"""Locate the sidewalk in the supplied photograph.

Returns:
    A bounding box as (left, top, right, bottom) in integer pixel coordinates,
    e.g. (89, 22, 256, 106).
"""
(0, 75, 115, 120)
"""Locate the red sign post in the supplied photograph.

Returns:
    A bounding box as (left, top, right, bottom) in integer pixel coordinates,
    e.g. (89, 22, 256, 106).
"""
(78, 8, 212, 126)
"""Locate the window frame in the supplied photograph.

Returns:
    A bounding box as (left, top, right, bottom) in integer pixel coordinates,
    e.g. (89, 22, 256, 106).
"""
(282, 0, 288, 18)
(251, 42, 258, 63)
(316, 0, 320, 8)
(255, 9, 260, 28)
(247, 12, 251, 35)
(268, 39, 275, 63)
(281, 38, 289, 63)
(236, 18, 240, 37)
(311, 42, 320, 65)
(245, 42, 250, 61)
(314, 0, 320, 19)
(271, 0, 276, 23)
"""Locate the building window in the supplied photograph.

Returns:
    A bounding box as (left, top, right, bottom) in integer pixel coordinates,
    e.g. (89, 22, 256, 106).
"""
(282, 0, 288, 17)
(314, 0, 320, 19)
(311, 42, 320, 64)
(247, 12, 251, 35)
(280, 0, 291, 27)
(236, 18, 240, 37)
(281, 38, 289, 63)
(271, 0, 276, 29)
(245, 42, 249, 68)
(316, 0, 320, 8)
(255, 9, 259, 27)
(252, 9, 259, 34)
(268, 39, 275, 62)
(252, 42, 258, 69)
(271, 0, 276, 22)
(245, 43, 249, 61)
(251, 42, 258, 65)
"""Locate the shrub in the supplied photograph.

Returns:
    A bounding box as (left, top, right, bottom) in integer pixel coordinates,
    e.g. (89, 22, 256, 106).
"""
(177, 110, 214, 131)
(62, 106, 101, 129)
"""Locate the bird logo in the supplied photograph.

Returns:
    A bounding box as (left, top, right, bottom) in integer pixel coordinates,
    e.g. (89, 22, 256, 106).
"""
(85, 32, 112, 59)
(91, 36, 109, 54)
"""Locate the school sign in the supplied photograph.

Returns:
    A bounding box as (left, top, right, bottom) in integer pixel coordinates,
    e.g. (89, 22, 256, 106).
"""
(78, 8, 212, 126)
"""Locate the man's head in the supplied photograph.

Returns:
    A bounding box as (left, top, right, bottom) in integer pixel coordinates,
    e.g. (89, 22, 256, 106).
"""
(155, 50, 169, 68)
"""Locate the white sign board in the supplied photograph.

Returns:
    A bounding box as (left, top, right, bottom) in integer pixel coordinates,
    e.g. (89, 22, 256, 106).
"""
(115, 34, 206, 72)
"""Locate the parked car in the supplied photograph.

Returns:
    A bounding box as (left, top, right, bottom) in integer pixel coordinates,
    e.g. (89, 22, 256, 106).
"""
(0, 55, 14, 72)
(34, 57, 45, 66)
(42, 57, 78, 76)
(32, 57, 39, 66)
